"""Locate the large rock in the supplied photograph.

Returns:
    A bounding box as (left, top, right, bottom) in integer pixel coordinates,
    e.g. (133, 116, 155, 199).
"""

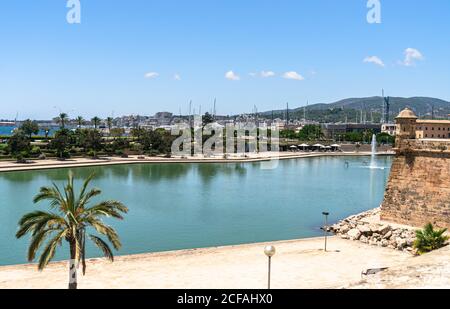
(372, 233, 381, 240)
(396, 237, 407, 249)
(383, 231, 393, 240)
(406, 238, 415, 247)
(368, 224, 381, 233)
(357, 224, 372, 235)
(348, 228, 362, 240)
(378, 225, 392, 235)
(368, 239, 378, 246)
(340, 224, 350, 234)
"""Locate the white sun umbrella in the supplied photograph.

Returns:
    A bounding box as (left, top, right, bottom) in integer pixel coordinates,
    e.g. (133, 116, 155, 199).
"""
(330, 144, 341, 148)
(313, 144, 325, 148)
(299, 143, 309, 147)
(290, 145, 298, 148)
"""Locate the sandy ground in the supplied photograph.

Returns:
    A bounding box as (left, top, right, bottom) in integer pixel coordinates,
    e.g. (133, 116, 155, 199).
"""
(0, 151, 393, 173)
(0, 237, 412, 289)
(348, 245, 450, 289)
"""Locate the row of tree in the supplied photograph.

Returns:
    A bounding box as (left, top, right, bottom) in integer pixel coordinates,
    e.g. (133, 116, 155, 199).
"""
(56, 113, 114, 130)
(279, 125, 325, 141)
(5, 115, 175, 162)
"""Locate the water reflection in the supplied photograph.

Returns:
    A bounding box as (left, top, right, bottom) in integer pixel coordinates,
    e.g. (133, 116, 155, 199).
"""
(195, 163, 247, 184)
(0, 163, 249, 186)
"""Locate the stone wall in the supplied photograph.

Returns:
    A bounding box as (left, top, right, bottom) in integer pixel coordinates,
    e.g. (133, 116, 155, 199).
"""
(381, 140, 450, 228)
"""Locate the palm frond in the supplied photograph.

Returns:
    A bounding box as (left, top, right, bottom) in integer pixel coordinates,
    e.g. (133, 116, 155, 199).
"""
(86, 218, 122, 250)
(37, 230, 67, 271)
(16, 211, 66, 239)
(89, 235, 114, 262)
(84, 201, 128, 220)
(33, 186, 64, 207)
(79, 229, 87, 275)
(77, 173, 96, 205)
(28, 228, 62, 261)
(78, 188, 102, 209)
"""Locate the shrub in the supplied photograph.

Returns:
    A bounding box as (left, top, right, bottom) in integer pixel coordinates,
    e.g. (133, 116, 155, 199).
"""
(131, 142, 144, 153)
(438, 144, 447, 152)
(414, 223, 449, 255)
(56, 151, 71, 161)
(30, 146, 41, 155)
(16, 153, 28, 163)
(147, 150, 160, 157)
(87, 150, 96, 158)
(8, 131, 31, 156)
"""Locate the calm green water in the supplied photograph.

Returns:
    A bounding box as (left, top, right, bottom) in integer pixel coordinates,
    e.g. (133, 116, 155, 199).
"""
(0, 156, 392, 266)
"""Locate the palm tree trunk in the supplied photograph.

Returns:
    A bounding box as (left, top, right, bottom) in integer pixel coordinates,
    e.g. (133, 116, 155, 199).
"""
(68, 241, 78, 290)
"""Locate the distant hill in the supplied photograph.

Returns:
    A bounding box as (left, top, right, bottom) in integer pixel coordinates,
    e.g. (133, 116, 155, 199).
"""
(260, 97, 450, 123)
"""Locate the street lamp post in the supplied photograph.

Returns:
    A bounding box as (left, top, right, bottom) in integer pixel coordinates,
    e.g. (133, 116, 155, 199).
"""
(264, 245, 276, 289)
(322, 212, 330, 252)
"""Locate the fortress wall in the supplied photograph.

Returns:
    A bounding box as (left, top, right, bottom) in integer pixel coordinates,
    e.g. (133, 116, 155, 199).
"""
(381, 143, 450, 228)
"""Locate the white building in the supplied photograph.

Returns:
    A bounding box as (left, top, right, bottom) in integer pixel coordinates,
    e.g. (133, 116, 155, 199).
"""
(381, 123, 397, 136)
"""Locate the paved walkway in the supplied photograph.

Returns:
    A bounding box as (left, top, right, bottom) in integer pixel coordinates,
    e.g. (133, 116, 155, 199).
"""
(0, 152, 392, 173)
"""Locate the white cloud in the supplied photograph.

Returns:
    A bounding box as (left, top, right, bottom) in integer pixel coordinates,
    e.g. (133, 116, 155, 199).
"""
(248, 72, 257, 77)
(225, 70, 240, 81)
(401, 48, 424, 66)
(282, 71, 305, 81)
(363, 56, 385, 67)
(174, 73, 181, 81)
(144, 72, 159, 79)
(261, 71, 275, 78)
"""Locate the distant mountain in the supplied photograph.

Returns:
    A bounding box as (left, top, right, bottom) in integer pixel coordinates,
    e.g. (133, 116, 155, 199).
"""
(260, 97, 450, 123)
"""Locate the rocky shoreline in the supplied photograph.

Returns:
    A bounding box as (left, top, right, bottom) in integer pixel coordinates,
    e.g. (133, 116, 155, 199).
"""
(330, 208, 418, 254)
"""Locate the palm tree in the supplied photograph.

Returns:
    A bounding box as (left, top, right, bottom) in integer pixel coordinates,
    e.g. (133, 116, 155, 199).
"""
(76, 116, 84, 128)
(414, 223, 449, 255)
(16, 172, 128, 289)
(43, 127, 51, 141)
(58, 113, 69, 129)
(106, 117, 114, 132)
(91, 117, 101, 130)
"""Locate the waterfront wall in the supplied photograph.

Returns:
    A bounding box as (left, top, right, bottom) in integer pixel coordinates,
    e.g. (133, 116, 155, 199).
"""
(381, 139, 450, 228)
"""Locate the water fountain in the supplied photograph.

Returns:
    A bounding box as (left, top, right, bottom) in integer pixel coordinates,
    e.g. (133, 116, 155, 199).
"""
(369, 134, 377, 169)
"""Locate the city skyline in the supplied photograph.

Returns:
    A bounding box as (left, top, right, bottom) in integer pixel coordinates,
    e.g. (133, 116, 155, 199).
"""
(1, 1, 450, 119)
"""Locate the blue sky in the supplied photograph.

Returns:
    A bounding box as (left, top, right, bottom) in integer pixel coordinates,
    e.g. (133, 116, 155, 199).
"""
(0, 0, 449, 119)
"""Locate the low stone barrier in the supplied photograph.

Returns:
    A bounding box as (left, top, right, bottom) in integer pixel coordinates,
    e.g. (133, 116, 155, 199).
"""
(330, 208, 417, 254)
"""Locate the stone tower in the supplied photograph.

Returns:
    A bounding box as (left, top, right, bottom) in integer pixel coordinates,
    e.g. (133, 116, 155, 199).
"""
(395, 108, 417, 147)
(381, 107, 450, 229)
